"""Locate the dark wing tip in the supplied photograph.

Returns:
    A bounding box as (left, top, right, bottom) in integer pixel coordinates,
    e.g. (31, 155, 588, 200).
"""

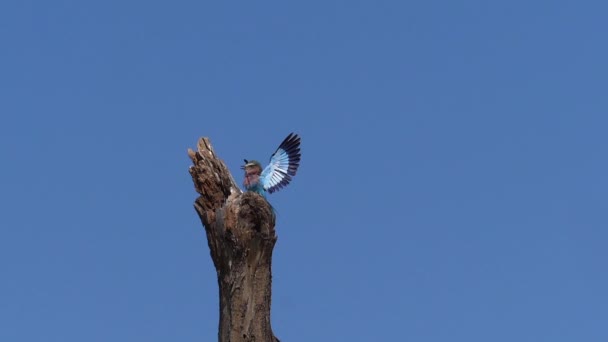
(281, 133, 301, 176)
(278, 133, 300, 149)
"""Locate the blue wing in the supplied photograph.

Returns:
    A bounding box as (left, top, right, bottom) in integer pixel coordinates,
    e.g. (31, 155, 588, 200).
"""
(260, 133, 301, 194)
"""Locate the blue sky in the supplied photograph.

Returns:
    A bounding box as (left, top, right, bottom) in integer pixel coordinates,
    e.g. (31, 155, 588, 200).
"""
(1, 0, 607, 341)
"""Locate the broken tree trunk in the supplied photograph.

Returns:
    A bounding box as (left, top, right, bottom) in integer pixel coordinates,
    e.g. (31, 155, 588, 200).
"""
(188, 137, 280, 342)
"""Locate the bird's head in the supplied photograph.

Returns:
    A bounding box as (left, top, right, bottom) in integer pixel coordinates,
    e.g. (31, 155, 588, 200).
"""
(241, 159, 262, 172)
(242, 159, 262, 187)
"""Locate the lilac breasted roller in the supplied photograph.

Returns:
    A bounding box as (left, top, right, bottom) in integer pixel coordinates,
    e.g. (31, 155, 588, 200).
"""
(241, 133, 301, 197)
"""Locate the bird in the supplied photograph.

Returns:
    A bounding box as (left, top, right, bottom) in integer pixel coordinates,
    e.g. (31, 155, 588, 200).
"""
(241, 133, 301, 198)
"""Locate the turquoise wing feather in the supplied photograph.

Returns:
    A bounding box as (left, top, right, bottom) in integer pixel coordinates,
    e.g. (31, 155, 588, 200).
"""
(260, 133, 301, 194)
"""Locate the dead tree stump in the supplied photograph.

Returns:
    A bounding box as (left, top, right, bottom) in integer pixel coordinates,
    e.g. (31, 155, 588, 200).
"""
(188, 137, 280, 342)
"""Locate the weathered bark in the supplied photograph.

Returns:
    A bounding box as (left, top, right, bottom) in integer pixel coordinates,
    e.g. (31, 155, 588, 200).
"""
(188, 137, 280, 342)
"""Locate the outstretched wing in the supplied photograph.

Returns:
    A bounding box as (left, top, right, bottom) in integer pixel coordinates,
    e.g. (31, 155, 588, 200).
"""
(260, 133, 301, 194)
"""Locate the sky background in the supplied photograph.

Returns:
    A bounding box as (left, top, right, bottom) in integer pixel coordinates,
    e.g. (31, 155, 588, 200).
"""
(1, 0, 607, 341)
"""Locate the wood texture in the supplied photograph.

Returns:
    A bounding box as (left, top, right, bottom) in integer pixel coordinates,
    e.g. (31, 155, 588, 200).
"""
(188, 137, 280, 342)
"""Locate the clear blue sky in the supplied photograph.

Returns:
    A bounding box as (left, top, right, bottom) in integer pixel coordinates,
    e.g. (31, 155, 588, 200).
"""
(1, 1, 607, 341)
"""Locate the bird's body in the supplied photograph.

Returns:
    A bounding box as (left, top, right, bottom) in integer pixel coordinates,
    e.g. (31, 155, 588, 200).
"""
(242, 133, 301, 198)
(245, 178, 267, 197)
